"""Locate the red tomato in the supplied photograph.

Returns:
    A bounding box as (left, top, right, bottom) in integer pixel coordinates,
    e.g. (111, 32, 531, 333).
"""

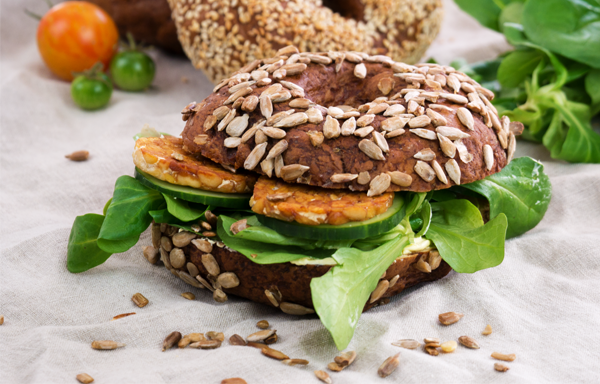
(37, 2, 119, 81)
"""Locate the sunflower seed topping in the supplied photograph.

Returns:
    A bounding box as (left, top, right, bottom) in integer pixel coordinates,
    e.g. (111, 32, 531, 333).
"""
(354, 126, 374, 137)
(323, 115, 341, 139)
(224, 87, 252, 105)
(306, 107, 324, 124)
(306, 130, 324, 147)
(436, 126, 471, 140)
(436, 133, 456, 158)
(507, 133, 516, 163)
(456, 107, 475, 130)
(408, 115, 431, 128)
(338, 116, 357, 136)
(372, 131, 389, 153)
(429, 104, 454, 112)
(355, 171, 370, 185)
(327, 106, 344, 118)
(455, 139, 474, 163)
(384, 104, 406, 117)
(426, 108, 447, 127)
(259, 94, 273, 118)
(218, 109, 237, 131)
(367, 103, 389, 115)
(281, 164, 310, 181)
(274, 112, 308, 128)
(445, 159, 461, 185)
(414, 161, 436, 182)
(266, 140, 288, 160)
(354, 63, 367, 79)
(289, 98, 312, 109)
(410, 129, 437, 140)
(368, 173, 391, 197)
(330, 173, 358, 183)
(431, 160, 448, 184)
(355, 114, 373, 128)
(281, 63, 307, 76)
(378, 77, 395, 95)
(382, 116, 410, 131)
(370, 279, 390, 303)
(226, 114, 249, 137)
(213, 106, 230, 120)
(440, 93, 468, 104)
(359, 139, 385, 161)
(378, 353, 401, 378)
(447, 74, 461, 93)
(414, 148, 436, 161)
(388, 171, 412, 187)
(244, 142, 268, 170)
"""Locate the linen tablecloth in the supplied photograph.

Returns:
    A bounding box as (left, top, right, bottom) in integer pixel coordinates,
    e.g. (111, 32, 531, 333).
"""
(2, 0, 600, 382)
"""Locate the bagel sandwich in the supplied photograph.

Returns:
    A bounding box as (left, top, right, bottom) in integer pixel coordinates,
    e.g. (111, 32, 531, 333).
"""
(67, 49, 552, 350)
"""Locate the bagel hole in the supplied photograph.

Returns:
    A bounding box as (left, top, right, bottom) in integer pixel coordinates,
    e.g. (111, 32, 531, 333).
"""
(322, 0, 365, 22)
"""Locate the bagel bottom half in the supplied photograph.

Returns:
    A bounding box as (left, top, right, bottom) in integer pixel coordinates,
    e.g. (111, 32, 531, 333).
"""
(152, 223, 452, 313)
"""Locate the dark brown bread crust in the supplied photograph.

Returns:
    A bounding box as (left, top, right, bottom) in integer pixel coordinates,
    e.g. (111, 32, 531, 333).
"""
(181, 59, 510, 193)
(158, 233, 452, 312)
(87, 0, 183, 54)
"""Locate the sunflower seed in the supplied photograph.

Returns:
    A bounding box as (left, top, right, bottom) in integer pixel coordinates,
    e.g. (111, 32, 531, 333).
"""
(224, 87, 252, 105)
(436, 126, 470, 140)
(279, 302, 314, 315)
(280, 164, 310, 181)
(439, 311, 464, 325)
(382, 104, 404, 117)
(266, 59, 284, 74)
(482, 144, 495, 170)
(251, 69, 269, 81)
(266, 110, 294, 127)
(429, 160, 447, 184)
(247, 329, 276, 343)
(327, 106, 344, 119)
(271, 90, 292, 103)
(369, 279, 389, 303)
(381, 116, 409, 132)
(276, 45, 299, 57)
(161, 331, 181, 351)
(244, 142, 268, 170)
(356, 171, 370, 185)
(265, 289, 280, 307)
(305, 107, 323, 124)
(477, 85, 495, 101)
(385, 129, 405, 139)
(367, 173, 391, 197)
(412, 149, 436, 162)
(392, 339, 421, 349)
(410, 129, 437, 140)
(256, 77, 272, 87)
(437, 133, 456, 158)
(433, 73, 447, 87)
(289, 98, 312, 109)
(354, 114, 373, 128)
(415, 256, 432, 272)
(428, 250, 442, 270)
(216, 272, 239, 289)
(378, 77, 395, 95)
(454, 139, 473, 163)
(408, 115, 431, 129)
(272, 155, 284, 178)
(280, 80, 304, 93)
(200, 115, 216, 131)
(142, 246, 159, 265)
(282, 359, 309, 366)
(491, 352, 516, 362)
(213, 289, 228, 303)
(440, 340, 457, 353)
(180, 292, 195, 301)
(442, 159, 460, 184)
(334, 350, 357, 368)
(91, 340, 126, 350)
(193, 135, 209, 145)
(168, 248, 185, 269)
(354, 126, 374, 137)
(196, 274, 214, 291)
(190, 339, 222, 349)
(254, 129, 268, 144)
(306, 130, 324, 147)
(229, 81, 255, 95)
(280, 63, 307, 76)
(172, 231, 196, 248)
(425, 346, 439, 356)
(263, 140, 287, 161)
(192, 238, 213, 253)
(354, 63, 367, 79)
(447, 74, 461, 93)
(426, 108, 447, 127)
(335, 116, 356, 136)
(201, 253, 220, 276)
(414, 161, 436, 182)
(218, 109, 237, 131)
(330, 173, 358, 183)
(507, 133, 516, 163)
(454, 108, 474, 131)
(367, 103, 389, 115)
(272, 68, 286, 80)
(261, 126, 287, 140)
(315, 370, 332, 384)
(132, 293, 149, 308)
(274, 112, 308, 128)
(391, 62, 412, 72)
(494, 363, 510, 372)
(456, 335, 480, 349)
(373, 131, 389, 153)
(359, 139, 385, 161)
(440, 93, 468, 104)
(229, 334, 247, 346)
(327, 362, 344, 372)
(225, 114, 249, 137)
(378, 353, 401, 378)
(323, 115, 341, 139)
(76, 373, 94, 383)
(384, 171, 411, 187)
(259, 95, 273, 118)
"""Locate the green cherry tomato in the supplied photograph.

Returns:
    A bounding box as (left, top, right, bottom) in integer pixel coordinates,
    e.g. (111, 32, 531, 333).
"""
(70, 72, 113, 110)
(110, 51, 155, 91)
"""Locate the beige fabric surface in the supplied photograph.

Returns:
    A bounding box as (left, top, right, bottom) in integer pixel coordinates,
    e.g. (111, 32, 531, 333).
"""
(2, 1, 600, 383)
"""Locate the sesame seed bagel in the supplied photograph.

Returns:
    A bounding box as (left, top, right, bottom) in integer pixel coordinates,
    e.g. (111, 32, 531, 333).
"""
(181, 49, 520, 195)
(153, 224, 451, 312)
(167, 0, 443, 83)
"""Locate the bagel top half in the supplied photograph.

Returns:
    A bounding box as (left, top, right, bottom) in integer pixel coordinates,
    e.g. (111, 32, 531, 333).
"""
(168, 0, 443, 83)
(180, 48, 519, 195)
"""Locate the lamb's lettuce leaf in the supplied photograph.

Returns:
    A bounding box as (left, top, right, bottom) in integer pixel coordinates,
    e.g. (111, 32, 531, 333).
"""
(426, 200, 507, 273)
(97, 176, 166, 253)
(461, 157, 552, 238)
(162, 194, 208, 222)
(311, 231, 412, 350)
(67, 214, 112, 273)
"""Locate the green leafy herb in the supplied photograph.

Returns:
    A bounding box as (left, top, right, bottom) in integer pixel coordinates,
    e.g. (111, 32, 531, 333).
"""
(426, 200, 507, 273)
(163, 193, 207, 222)
(97, 176, 165, 253)
(461, 157, 551, 238)
(454, 0, 600, 163)
(67, 214, 112, 273)
(311, 233, 411, 350)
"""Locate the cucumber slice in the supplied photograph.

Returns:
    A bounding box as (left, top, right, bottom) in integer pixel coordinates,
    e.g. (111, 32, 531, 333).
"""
(134, 168, 251, 209)
(257, 195, 405, 240)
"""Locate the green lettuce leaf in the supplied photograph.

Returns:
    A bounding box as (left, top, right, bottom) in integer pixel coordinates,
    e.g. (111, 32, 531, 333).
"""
(426, 200, 507, 273)
(163, 193, 207, 222)
(67, 214, 113, 273)
(97, 176, 165, 253)
(461, 157, 552, 238)
(310, 233, 411, 350)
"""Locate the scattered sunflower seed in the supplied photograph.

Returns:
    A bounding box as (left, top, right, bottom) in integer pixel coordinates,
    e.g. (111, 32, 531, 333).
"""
(262, 346, 289, 360)
(482, 324, 493, 336)
(247, 329, 276, 343)
(181, 292, 195, 300)
(392, 339, 420, 350)
(206, 331, 225, 342)
(315, 370, 332, 384)
(65, 150, 89, 162)
(257, 320, 269, 329)
(327, 362, 344, 372)
(91, 340, 125, 350)
(440, 340, 457, 353)
(188, 333, 205, 342)
(378, 353, 401, 378)
(458, 336, 480, 349)
(190, 340, 222, 349)
(221, 378, 247, 384)
(439, 312, 464, 325)
(334, 350, 357, 367)
(111, 312, 135, 321)
(425, 346, 439, 356)
(282, 359, 309, 366)
(162, 331, 182, 351)
(494, 363, 510, 372)
(491, 352, 516, 362)
(131, 293, 149, 308)
(76, 373, 94, 383)
(213, 289, 228, 303)
(178, 337, 191, 348)
(230, 334, 247, 346)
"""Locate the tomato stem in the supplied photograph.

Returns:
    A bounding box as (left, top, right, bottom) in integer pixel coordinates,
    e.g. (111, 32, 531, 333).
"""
(24, 9, 42, 20)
